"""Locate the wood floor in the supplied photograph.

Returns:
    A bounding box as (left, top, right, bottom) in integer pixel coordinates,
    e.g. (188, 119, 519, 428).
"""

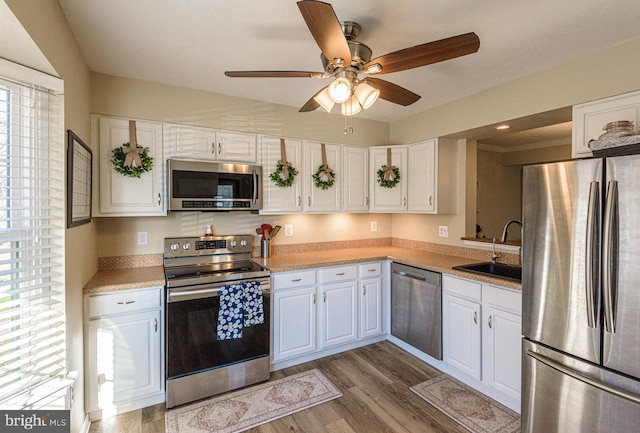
(88, 341, 469, 433)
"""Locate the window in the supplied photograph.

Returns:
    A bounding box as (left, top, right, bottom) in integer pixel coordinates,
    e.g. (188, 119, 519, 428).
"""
(0, 72, 65, 404)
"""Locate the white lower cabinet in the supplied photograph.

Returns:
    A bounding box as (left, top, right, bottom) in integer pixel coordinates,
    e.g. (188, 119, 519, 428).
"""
(85, 286, 164, 420)
(442, 275, 522, 407)
(272, 262, 385, 365)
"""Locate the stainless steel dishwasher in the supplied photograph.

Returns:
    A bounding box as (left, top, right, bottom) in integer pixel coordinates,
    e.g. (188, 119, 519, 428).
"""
(391, 262, 442, 360)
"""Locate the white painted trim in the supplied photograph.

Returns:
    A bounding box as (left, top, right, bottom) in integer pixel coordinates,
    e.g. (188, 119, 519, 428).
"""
(79, 414, 91, 433)
(0, 58, 63, 93)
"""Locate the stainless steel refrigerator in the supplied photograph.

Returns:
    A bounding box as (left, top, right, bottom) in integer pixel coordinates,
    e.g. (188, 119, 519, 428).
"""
(522, 155, 640, 433)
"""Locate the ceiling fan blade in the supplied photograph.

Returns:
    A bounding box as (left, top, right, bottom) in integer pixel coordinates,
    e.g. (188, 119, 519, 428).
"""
(365, 78, 421, 106)
(297, 0, 351, 67)
(365, 32, 480, 74)
(225, 71, 325, 78)
(299, 86, 327, 112)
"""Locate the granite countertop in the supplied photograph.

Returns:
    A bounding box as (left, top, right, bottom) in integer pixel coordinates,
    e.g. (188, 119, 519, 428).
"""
(84, 246, 521, 294)
(254, 246, 522, 291)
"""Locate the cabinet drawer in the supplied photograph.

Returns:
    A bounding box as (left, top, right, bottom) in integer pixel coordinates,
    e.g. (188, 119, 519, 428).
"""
(88, 287, 162, 318)
(483, 284, 522, 315)
(320, 265, 358, 283)
(273, 270, 316, 290)
(443, 274, 481, 301)
(359, 262, 382, 278)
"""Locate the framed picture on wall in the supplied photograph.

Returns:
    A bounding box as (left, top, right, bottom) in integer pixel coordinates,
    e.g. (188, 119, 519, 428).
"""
(67, 129, 92, 228)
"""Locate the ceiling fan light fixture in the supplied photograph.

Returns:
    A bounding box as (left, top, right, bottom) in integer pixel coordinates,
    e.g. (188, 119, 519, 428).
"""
(354, 82, 380, 109)
(365, 64, 382, 74)
(341, 95, 362, 116)
(314, 87, 335, 112)
(328, 77, 352, 103)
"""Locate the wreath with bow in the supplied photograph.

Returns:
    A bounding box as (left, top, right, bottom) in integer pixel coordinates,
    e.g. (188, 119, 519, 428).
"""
(111, 120, 154, 178)
(376, 148, 400, 188)
(270, 138, 298, 188)
(312, 143, 336, 190)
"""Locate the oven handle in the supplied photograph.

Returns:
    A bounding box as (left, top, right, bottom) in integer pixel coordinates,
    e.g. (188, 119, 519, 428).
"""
(168, 280, 271, 303)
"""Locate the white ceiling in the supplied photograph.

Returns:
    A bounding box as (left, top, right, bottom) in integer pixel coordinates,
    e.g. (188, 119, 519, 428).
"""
(58, 0, 640, 124)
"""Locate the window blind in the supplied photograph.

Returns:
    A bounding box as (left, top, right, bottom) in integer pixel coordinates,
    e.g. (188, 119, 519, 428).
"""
(0, 75, 66, 404)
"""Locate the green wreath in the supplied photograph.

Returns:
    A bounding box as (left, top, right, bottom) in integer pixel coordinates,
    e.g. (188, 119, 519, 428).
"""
(269, 161, 298, 188)
(377, 165, 401, 188)
(111, 142, 153, 178)
(312, 165, 336, 190)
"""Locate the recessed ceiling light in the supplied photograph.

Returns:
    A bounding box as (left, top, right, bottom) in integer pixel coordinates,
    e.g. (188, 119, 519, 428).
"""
(495, 124, 510, 130)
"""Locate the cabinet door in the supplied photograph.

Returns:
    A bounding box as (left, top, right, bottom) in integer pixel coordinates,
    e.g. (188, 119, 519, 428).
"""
(166, 123, 217, 160)
(360, 277, 382, 338)
(369, 146, 408, 212)
(304, 141, 341, 213)
(260, 136, 303, 214)
(443, 293, 481, 380)
(217, 131, 258, 162)
(90, 310, 162, 409)
(273, 287, 316, 361)
(408, 140, 436, 213)
(96, 116, 164, 216)
(483, 305, 522, 400)
(320, 281, 358, 348)
(342, 145, 369, 212)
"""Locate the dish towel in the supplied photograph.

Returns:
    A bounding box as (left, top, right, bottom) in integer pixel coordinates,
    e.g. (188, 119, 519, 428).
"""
(217, 281, 264, 340)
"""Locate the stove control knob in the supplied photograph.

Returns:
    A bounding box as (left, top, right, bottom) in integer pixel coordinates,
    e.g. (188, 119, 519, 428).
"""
(230, 241, 237, 247)
(240, 240, 247, 247)
(182, 242, 191, 251)
(170, 243, 179, 251)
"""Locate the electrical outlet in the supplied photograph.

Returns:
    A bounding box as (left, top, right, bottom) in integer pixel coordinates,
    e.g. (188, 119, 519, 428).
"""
(371, 221, 377, 232)
(285, 224, 293, 236)
(438, 225, 449, 237)
(137, 231, 148, 245)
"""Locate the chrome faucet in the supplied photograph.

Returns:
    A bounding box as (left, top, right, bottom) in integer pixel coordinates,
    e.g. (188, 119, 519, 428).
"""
(492, 234, 501, 264)
(501, 219, 523, 243)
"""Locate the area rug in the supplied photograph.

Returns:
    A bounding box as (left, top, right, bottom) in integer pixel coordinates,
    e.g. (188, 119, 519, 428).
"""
(165, 369, 342, 433)
(410, 375, 521, 433)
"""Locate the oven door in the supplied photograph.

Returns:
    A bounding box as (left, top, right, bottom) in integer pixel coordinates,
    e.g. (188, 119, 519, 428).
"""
(166, 278, 270, 380)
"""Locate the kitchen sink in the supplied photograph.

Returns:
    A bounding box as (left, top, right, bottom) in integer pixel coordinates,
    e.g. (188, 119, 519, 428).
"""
(452, 262, 522, 282)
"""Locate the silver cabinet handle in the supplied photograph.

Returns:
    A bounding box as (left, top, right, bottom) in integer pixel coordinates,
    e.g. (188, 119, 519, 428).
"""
(211, 142, 215, 154)
(298, 196, 301, 206)
(488, 315, 492, 329)
(117, 300, 135, 305)
(527, 350, 640, 405)
(363, 287, 367, 296)
(474, 311, 478, 324)
(365, 196, 369, 206)
(158, 193, 161, 206)
(291, 278, 302, 282)
(429, 196, 433, 206)
(323, 292, 326, 303)
(154, 318, 158, 333)
(603, 180, 618, 334)
(218, 142, 222, 154)
(368, 269, 376, 272)
(585, 181, 600, 328)
(312, 293, 316, 304)
(336, 272, 345, 276)
(308, 196, 311, 206)
(403, 197, 406, 207)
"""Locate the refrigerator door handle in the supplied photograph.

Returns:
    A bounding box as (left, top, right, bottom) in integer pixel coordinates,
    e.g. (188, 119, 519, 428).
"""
(527, 349, 640, 405)
(602, 180, 618, 334)
(585, 181, 600, 328)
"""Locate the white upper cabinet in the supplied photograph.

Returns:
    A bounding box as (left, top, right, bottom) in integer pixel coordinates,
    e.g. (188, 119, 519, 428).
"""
(342, 145, 369, 212)
(369, 145, 408, 212)
(572, 89, 640, 158)
(408, 138, 457, 214)
(94, 115, 165, 217)
(260, 136, 303, 214)
(165, 124, 257, 163)
(303, 141, 341, 213)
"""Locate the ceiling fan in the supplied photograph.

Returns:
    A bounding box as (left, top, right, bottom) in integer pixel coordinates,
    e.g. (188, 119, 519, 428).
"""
(225, 0, 480, 116)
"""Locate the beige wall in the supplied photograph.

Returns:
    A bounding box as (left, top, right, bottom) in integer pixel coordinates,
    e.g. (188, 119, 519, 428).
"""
(389, 37, 640, 246)
(6, 1, 94, 432)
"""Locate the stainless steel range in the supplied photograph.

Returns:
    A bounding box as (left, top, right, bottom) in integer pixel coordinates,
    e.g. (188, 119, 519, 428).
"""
(163, 235, 271, 408)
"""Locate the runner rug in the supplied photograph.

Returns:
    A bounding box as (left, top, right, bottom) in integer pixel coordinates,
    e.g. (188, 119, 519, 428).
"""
(410, 375, 521, 433)
(165, 369, 342, 433)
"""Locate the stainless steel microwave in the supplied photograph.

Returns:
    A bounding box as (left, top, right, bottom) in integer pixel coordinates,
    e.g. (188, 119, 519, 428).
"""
(167, 159, 262, 211)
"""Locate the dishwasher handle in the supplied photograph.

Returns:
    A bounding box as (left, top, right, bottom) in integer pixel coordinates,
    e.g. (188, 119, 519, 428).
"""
(392, 269, 427, 281)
